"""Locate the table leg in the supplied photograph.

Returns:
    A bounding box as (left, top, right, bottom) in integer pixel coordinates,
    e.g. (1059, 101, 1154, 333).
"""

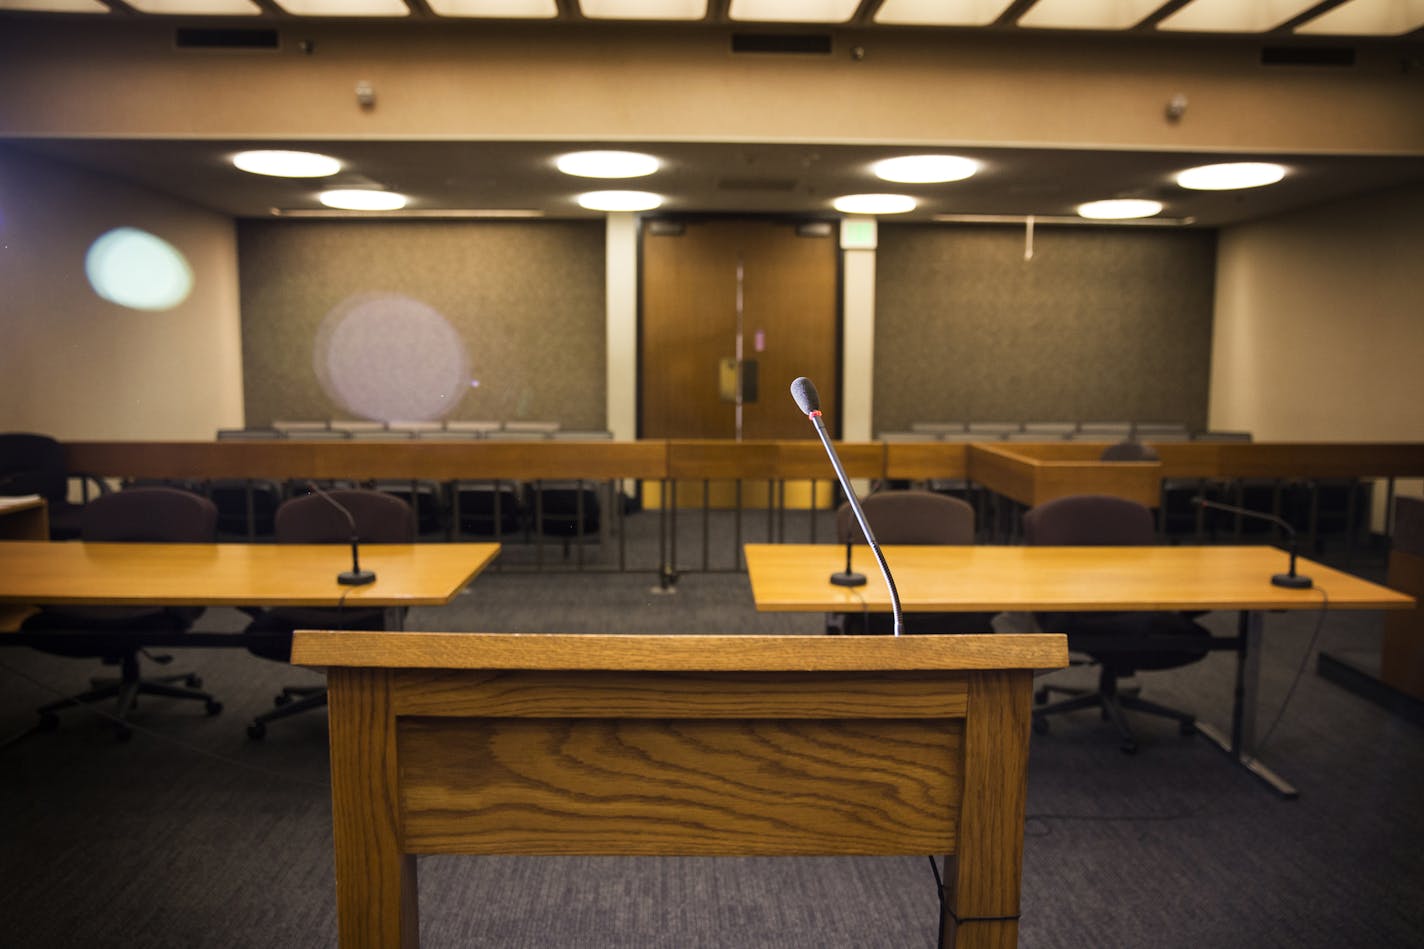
(1194, 610, 1299, 799)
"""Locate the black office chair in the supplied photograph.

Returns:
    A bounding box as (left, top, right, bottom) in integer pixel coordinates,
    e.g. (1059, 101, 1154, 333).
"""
(1023, 493, 1215, 753)
(20, 486, 223, 739)
(243, 489, 416, 739)
(0, 431, 105, 540)
(829, 489, 996, 636)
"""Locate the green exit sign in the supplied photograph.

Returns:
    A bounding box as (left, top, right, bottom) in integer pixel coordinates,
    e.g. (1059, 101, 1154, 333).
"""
(840, 217, 878, 250)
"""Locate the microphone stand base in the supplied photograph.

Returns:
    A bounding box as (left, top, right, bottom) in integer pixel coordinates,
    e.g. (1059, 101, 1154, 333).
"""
(1271, 573, 1313, 589)
(830, 572, 867, 587)
(338, 570, 377, 586)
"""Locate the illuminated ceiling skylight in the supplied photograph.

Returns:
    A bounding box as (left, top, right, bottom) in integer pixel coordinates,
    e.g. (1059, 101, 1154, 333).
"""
(1176, 162, 1287, 191)
(577, 190, 664, 211)
(123, 0, 259, 11)
(1017, 0, 1162, 30)
(1296, 0, 1424, 36)
(728, 0, 860, 21)
(426, 0, 558, 15)
(832, 194, 917, 214)
(577, 0, 707, 20)
(872, 155, 978, 184)
(0, 0, 109, 10)
(319, 190, 409, 211)
(556, 151, 661, 179)
(233, 150, 342, 178)
(269, 0, 410, 14)
(1157, 0, 1323, 33)
(873, 0, 1015, 26)
(1077, 199, 1163, 220)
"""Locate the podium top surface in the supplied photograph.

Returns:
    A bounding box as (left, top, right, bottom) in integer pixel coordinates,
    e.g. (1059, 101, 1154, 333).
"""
(291, 631, 1069, 672)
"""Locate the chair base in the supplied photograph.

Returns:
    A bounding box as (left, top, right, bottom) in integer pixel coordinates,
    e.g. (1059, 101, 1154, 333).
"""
(1032, 671, 1195, 754)
(36, 651, 222, 740)
(247, 684, 327, 740)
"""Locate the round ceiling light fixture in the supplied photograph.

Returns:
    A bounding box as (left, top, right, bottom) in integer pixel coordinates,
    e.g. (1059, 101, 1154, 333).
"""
(557, 150, 661, 179)
(871, 155, 978, 184)
(233, 149, 342, 178)
(1175, 162, 1287, 191)
(576, 190, 663, 212)
(1076, 198, 1164, 220)
(832, 193, 917, 215)
(318, 189, 408, 211)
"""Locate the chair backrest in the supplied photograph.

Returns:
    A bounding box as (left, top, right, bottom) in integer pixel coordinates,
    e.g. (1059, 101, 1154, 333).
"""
(0, 432, 69, 502)
(274, 489, 416, 544)
(80, 487, 218, 542)
(1099, 440, 1160, 462)
(836, 490, 976, 546)
(1022, 494, 1155, 546)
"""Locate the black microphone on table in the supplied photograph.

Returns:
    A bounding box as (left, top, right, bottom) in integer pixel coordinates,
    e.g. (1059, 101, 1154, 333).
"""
(1192, 496, 1312, 589)
(304, 481, 376, 586)
(790, 376, 904, 637)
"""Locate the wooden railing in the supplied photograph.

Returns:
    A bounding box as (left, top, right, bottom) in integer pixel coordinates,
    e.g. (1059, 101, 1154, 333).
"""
(59, 439, 1424, 573)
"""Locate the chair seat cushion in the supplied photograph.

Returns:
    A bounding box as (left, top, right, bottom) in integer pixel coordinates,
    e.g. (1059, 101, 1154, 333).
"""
(243, 606, 393, 662)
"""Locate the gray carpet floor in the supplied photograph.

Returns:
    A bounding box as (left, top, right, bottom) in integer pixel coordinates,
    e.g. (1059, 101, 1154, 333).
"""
(2, 526, 1422, 948)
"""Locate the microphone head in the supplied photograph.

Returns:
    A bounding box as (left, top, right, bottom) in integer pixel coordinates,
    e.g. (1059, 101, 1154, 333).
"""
(790, 377, 821, 416)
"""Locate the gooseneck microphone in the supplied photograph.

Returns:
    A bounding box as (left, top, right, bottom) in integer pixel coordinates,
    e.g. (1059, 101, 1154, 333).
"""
(305, 481, 376, 586)
(1193, 496, 1312, 589)
(791, 377, 904, 636)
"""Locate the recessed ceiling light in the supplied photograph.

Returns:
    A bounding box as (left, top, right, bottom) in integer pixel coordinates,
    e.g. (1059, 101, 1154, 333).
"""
(832, 194, 918, 215)
(1175, 162, 1287, 191)
(556, 151, 661, 179)
(319, 190, 408, 211)
(577, 190, 663, 212)
(1076, 199, 1163, 220)
(233, 150, 342, 178)
(872, 155, 979, 184)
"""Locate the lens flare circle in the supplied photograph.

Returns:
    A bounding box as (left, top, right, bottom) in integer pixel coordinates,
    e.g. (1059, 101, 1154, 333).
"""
(315, 292, 471, 422)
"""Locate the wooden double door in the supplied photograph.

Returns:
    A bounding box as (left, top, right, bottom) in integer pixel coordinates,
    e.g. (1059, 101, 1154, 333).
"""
(640, 218, 840, 440)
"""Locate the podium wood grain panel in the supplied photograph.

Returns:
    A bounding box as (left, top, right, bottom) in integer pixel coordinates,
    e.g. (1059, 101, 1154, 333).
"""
(297, 632, 1067, 949)
(398, 715, 961, 856)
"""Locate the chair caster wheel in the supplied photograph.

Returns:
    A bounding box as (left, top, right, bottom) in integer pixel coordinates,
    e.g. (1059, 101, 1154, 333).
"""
(186, 675, 203, 688)
(1032, 717, 1049, 736)
(1120, 739, 1138, 755)
(205, 700, 223, 716)
(246, 721, 266, 740)
(1180, 720, 1196, 736)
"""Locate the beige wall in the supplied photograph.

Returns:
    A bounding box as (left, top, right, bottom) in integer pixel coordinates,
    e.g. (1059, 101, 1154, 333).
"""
(2, 21, 1421, 156)
(1209, 183, 1424, 441)
(0, 146, 243, 440)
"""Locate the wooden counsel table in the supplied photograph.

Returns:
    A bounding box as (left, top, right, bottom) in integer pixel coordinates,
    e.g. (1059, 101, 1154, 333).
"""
(291, 630, 1068, 949)
(744, 543, 1415, 797)
(0, 541, 500, 636)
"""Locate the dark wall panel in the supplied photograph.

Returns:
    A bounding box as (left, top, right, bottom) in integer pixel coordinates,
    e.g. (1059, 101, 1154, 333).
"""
(874, 224, 1216, 432)
(238, 219, 605, 429)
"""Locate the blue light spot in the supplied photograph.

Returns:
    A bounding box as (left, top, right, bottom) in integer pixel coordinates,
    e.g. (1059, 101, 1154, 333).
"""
(85, 227, 194, 311)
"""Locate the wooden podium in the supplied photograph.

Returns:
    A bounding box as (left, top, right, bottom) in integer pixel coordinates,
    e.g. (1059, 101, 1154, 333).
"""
(291, 631, 1068, 949)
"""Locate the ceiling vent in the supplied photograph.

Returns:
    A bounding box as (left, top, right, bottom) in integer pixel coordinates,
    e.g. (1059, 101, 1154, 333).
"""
(175, 28, 280, 50)
(1260, 46, 1355, 67)
(731, 33, 833, 55)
